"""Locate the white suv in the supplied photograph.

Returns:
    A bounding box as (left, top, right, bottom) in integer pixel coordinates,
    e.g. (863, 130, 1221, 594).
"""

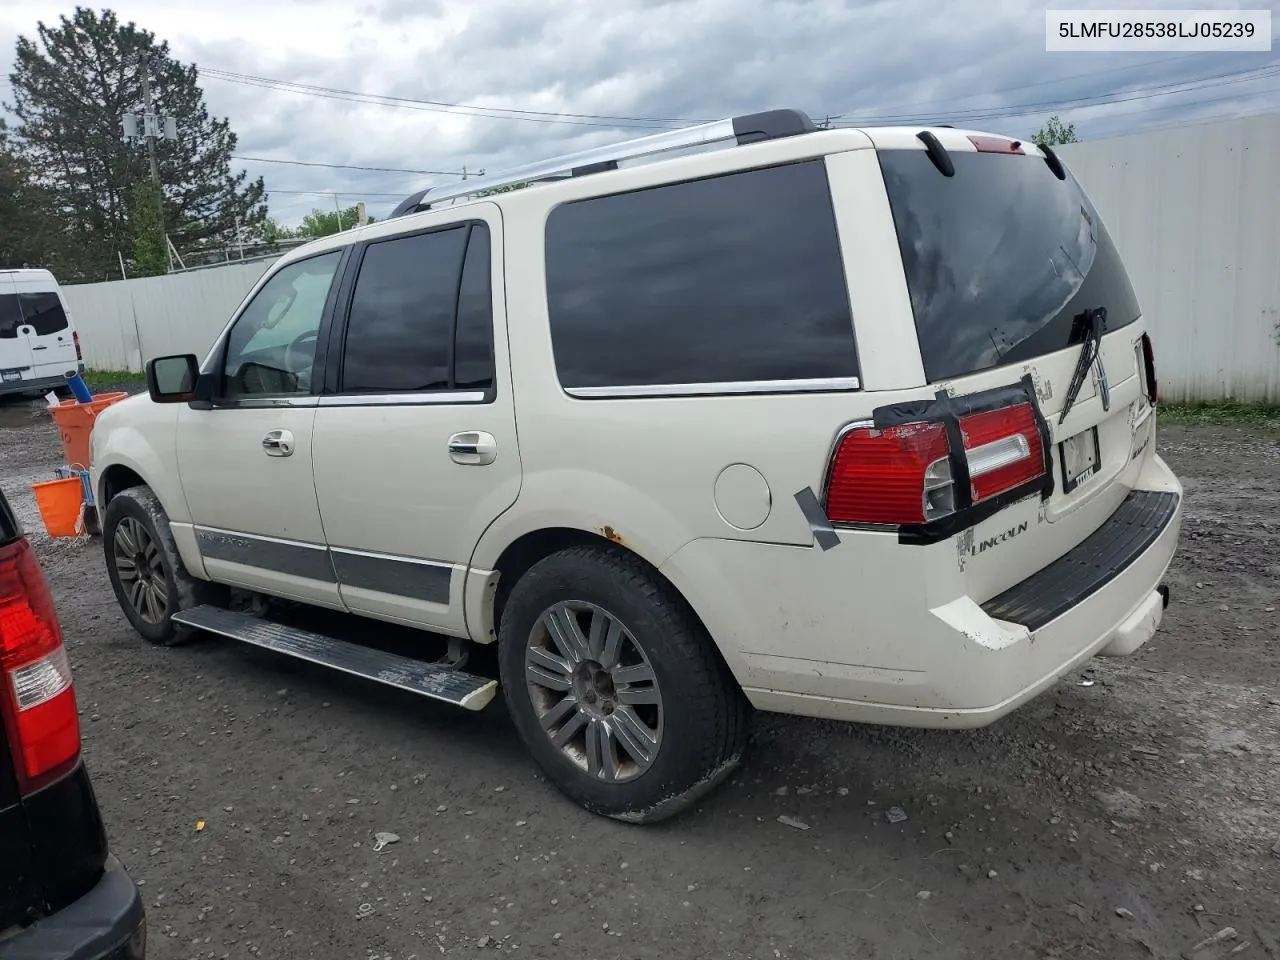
(90, 110, 1183, 822)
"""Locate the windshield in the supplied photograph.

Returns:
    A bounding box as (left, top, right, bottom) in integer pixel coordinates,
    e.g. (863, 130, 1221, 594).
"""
(878, 149, 1141, 383)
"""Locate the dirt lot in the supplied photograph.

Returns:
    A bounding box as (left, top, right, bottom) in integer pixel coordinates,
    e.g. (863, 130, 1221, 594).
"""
(2, 398, 1277, 960)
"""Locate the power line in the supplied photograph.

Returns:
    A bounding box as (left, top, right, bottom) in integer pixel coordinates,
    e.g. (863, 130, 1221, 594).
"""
(265, 188, 418, 198)
(832, 62, 1280, 126)
(232, 154, 461, 175)
(829, 52, 1210, 119)
(201, 67, 700, 128)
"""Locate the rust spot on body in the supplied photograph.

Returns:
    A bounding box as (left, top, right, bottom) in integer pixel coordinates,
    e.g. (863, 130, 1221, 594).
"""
(600, 525, 627, 547)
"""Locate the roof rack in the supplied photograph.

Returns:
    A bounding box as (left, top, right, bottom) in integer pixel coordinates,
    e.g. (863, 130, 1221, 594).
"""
(390, 108, 818, 217)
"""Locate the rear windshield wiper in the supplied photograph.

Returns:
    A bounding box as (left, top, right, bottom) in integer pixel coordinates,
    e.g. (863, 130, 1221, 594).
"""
(1058, 306, 1107, 425)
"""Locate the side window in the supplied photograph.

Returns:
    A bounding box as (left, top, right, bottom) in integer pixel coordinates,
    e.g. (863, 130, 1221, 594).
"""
(339, 222, 494, 395)
(222, 251, 342, 398)
(544, 160, 859, 392)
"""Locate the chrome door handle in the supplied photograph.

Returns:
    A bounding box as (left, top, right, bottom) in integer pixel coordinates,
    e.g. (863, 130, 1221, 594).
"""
(448, 431, 497, 466)
(262, 429, 295, 457)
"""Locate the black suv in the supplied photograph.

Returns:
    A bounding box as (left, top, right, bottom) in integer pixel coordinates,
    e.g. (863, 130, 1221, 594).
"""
(0, 485, 145, 958)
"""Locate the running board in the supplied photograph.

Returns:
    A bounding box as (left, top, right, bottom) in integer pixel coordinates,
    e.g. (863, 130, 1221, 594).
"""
(171, 605, 497, 711)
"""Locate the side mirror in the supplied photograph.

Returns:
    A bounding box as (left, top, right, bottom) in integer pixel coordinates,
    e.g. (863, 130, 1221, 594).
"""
(146, 354, 200, 403)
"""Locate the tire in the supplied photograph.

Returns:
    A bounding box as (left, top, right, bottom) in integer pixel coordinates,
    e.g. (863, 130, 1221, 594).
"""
(497, 544, 749, 823)
(102, 485, 225, 646)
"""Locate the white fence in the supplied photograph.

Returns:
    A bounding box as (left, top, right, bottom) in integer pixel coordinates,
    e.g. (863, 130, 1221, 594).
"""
(63, 259, 275, 372)
(1059, 114, 1280, 403)
(63, 115, 1280, 400)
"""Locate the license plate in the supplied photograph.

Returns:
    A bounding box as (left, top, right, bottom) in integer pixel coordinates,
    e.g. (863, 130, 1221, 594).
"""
(0, 369, 23, 383)
(1060, 427, 1101, 493)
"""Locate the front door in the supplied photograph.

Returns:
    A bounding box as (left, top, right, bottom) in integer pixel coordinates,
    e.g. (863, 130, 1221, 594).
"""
(311, 207, 521, 637)
(176, 249, 347, 608)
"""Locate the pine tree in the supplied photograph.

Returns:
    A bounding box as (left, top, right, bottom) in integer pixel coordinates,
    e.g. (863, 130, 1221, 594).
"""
(5, 7, 266, 280)
(0, 121, 62, 269)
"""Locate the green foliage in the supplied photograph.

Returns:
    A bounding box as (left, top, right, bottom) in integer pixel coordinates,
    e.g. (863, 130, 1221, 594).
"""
(1158, 401, 1280, 431)
(259, 205, 375, 242)
(130, 180, 167, 276)
(474, 182, 528, 197)
(1032, 115, 1078, 147)
(0, 120, 61, 268)
(5, 7, 266, 280)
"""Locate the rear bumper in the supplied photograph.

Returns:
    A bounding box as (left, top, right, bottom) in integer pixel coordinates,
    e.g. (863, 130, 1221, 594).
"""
(0, 365, 83, 398)
(2, 857, 145, 960)
(662, 454, 1183, 729)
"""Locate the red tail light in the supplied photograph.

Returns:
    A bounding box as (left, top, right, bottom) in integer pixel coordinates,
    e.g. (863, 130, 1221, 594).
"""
(0, 537, 80, 794)
(72, 330, 83, 362)
(959, 404, 1046, 503)
(825, 402, 1046, 526)
(1139, 333, 1157, 403)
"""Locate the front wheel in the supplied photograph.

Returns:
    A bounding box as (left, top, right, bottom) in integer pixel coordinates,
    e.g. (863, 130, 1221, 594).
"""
(102, 485, 225, 645)
(497, 544, 749, 823)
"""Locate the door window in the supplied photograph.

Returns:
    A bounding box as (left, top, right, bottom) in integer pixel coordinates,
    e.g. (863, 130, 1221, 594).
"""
(222, 251, 343, 398)
(339, 222, 494, 396)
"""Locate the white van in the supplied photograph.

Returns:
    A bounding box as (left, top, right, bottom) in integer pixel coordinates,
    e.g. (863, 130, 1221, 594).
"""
(0, 269, 84, 398)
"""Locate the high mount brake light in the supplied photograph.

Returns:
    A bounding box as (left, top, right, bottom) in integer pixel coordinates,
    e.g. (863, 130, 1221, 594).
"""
(825, 402, 1046, 527)
(0, 537, 80, 793)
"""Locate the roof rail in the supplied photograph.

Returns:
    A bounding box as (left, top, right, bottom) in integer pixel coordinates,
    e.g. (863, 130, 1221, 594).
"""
(390, 108, 817, 217)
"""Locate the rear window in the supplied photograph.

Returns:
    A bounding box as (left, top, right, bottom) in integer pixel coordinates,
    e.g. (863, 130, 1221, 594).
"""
(0, 296, 22, 339)
(544, 160, 859, 394)
(0, 292, 70, 339)
(878, 149, 1141, 383)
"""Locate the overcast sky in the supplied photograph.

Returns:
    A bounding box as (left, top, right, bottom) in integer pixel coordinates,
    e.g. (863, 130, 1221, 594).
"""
(2, 0, 1278, 226)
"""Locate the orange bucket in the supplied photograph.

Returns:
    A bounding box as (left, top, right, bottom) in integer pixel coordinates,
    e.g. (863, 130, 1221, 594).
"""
(48, 392, 128, 470)
(31, 476, 86, 538)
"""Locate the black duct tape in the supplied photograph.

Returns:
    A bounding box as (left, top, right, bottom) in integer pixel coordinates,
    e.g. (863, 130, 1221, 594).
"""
(793, 487, 842, 551)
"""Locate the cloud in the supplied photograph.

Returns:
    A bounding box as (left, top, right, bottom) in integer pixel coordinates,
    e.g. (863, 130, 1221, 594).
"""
(1, 0, 1278, 225)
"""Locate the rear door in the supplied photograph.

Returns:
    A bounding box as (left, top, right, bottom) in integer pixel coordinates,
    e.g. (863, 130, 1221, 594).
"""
(872, 136, 1153, 598)
(0, 277, 35, 387)
(311, 207, 521, 637)
(12, 283, 78, 381)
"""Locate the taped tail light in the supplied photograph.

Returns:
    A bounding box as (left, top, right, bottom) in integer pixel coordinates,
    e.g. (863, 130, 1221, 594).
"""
(1139, 333, 1157, 404)
(825, 401, 1046, 527)
(0, 537, 80, 794)
(72, 330, 83, 362)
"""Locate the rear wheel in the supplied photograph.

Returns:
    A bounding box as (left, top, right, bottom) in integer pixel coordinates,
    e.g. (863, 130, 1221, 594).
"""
(498, 544, 749, 823)
(103, 485, 225, 645)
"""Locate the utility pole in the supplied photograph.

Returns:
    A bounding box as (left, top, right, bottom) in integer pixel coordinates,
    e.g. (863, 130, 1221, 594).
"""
(121, 53, 179, 271)
(139, 53, 160, 184)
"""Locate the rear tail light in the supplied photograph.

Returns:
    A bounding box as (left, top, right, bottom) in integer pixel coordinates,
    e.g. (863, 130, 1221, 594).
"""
(825, 402, 1046, 526)
(0, 537, 80, 794)
(1139, 333, 1157, 403)
(72, 330, 83, 361)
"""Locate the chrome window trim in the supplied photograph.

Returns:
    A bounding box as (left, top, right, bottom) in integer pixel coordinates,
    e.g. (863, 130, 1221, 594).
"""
(214, 395, 319, 409)
(317, 391, 489, 407)
(564, 376, 860, 399)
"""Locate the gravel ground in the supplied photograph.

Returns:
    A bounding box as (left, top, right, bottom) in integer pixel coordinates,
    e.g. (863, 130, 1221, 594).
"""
(2, 397, 1278, 960)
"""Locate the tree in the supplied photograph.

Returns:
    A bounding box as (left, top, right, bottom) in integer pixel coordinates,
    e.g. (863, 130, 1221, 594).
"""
(1033, 115, 1078, 147)
(293, 205, 374, 238)
(475, 182, 527, 197)
(130, 181, 167, 276)
(0, 120, 62, 269)
(4, 6, 267, 280)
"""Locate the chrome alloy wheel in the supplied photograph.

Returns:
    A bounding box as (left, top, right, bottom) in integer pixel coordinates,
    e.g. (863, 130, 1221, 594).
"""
(113, 516, 169, 624)
(525, 601, 664, 782)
